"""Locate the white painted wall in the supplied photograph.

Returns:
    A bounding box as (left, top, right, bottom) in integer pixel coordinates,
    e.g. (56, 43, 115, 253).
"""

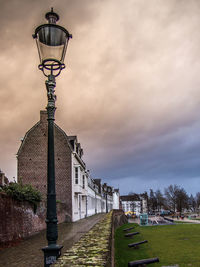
(113, 191, 120, 209)
(71, 154, 120, 222)
(122, 200, 141, 216)
(71, 153, 88, 222)
(87, 183, 96, 216)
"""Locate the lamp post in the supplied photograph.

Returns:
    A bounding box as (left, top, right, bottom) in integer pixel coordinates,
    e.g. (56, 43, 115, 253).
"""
(103, 183, 109, 213)
(103, 184, 112, 213)
(106, 190, 108, 213)
(33, 8, 72, 267)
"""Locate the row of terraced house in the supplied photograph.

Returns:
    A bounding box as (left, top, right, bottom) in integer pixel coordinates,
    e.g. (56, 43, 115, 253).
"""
(17, 110, 120, 222)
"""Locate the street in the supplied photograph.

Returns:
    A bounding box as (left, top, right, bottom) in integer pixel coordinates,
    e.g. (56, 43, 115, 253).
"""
(0, 213, 105, 267)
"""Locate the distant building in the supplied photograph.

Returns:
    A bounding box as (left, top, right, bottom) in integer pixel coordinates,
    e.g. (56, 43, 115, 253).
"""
(141, 198, 148, 213)
(17, 110, 120, 222)
(120, 194, 147, 216)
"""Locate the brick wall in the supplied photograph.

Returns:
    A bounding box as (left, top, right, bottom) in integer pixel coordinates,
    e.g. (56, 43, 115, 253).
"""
(0, 193, 67, 247)
(0, 171, 9, 186)
(17, 110, 72, 221)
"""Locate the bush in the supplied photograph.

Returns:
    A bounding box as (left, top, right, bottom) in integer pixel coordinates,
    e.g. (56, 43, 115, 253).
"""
(2, 183, 42, 206)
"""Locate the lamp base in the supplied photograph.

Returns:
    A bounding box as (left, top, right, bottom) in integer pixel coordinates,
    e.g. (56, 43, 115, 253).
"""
(42, 244, 63, 267)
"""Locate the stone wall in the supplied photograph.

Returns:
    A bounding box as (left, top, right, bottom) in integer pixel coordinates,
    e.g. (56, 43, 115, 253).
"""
(53, 210, 127, 267)
(0, 193, 67, 247)
(111, 209, 128, 267)
(112, 209, 128, 230)
(54, 212, 112, 267)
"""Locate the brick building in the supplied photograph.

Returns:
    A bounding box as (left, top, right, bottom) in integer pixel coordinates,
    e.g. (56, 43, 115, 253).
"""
(17, 110, 73, 221)
(17, 110, 120, 222)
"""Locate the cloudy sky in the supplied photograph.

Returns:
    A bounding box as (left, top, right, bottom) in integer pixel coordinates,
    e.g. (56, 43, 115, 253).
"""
(1, 0, 200, 195)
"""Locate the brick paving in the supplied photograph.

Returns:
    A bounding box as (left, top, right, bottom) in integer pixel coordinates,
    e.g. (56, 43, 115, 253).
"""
(0, 213, 105, 267)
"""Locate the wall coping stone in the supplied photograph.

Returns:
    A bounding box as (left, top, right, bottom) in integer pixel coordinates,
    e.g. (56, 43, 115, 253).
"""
(53, 212, 113, 267)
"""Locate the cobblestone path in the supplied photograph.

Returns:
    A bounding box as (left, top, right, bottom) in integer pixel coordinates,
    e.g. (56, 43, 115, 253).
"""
(0, 213, 105, 267)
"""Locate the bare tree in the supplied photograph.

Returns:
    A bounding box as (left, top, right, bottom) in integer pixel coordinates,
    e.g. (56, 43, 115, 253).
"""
(155, 189, 165, 212)
(164, 184, 188, 213)
(176, 188, 188, 213)
(196, 192, 200, 212)
(188, 194, 196, 212)
(164, 184, 179, 212)
(149, 189, 157, 213)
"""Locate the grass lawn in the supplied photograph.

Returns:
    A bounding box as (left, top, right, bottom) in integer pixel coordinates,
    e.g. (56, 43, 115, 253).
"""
(115, 223, 200, 267)
(174, 221, 191, 224)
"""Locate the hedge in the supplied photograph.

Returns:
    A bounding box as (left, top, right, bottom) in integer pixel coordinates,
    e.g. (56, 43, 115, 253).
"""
(0, 183, 41, 206)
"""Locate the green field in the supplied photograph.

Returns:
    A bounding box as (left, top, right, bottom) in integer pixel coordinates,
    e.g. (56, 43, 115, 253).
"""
(115, 223, 200, 267)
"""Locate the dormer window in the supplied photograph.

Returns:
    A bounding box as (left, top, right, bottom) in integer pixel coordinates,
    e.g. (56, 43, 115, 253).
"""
(70, 140, 74, 150)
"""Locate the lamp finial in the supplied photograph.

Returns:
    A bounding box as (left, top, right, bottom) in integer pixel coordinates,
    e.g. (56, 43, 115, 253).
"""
(45, 8, 59, 24)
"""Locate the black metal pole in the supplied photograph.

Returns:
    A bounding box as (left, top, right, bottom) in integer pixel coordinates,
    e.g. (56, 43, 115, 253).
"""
(106, 192, 108, 213)
(95, 191, 97, 214)
(86, 196, 88, 217)
(42, 74, 63, 267)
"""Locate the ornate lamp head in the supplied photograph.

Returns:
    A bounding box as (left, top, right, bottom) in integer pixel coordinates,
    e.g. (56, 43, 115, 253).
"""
(33, 8, 72, 77)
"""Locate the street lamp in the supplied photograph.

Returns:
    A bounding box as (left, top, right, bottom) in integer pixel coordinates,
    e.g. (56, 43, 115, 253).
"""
(33, 8, 72, 267)
(103, 184, 112, 213)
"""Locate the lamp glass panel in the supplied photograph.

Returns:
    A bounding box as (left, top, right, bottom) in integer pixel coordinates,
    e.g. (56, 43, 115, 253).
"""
(36, 25, 67, 62)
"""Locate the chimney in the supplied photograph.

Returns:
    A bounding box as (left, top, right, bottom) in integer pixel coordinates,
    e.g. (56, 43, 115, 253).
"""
(40, 110, 48, 123)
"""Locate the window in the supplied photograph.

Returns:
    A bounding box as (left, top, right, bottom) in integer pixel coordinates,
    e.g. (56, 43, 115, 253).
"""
(82, 175, 85, 189)
(75, 167, 79, 184)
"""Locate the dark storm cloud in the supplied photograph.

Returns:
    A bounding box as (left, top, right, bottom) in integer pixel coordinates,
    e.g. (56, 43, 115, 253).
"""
(1, 0, 200, 195)
(95, 120, 200, 194)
